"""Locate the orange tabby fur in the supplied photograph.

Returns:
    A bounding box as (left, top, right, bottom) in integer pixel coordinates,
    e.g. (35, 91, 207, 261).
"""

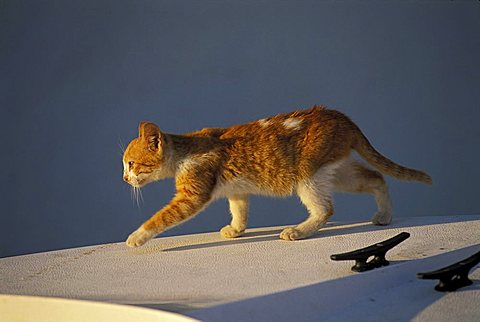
(123, 106, 431, 247)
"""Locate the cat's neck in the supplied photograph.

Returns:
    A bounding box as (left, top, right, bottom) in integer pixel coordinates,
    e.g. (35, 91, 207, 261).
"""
(165, 133, 220, 176)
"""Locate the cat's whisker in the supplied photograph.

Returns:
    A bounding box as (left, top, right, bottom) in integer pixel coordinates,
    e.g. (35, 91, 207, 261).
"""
(117, 137, 126, 153)
(132, 186, 143, 208)
(138, 188, 144, 204)
(136, 187, 140, 208)
(131, 186, 138, 208)
(133, 186, 138, 207)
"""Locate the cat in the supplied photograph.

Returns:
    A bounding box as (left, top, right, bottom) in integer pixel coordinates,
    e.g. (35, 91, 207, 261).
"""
(123, 106, 431, 247)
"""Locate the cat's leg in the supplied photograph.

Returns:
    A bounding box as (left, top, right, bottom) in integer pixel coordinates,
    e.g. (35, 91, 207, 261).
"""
(220, 194, 249, 238)
(333, 158, 392, 225)
(280, 165, 337, 241)
(126, 192, 211, 247)
(126, 169, 215, 247)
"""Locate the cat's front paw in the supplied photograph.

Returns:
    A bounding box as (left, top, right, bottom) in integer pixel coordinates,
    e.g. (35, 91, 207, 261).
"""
(126, 227, 155, 247)
(220, 225, 243, 238)
(280, 227, 303, 241)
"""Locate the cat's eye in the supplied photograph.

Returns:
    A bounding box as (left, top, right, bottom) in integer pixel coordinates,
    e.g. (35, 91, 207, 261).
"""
(128, 161, 134, 168)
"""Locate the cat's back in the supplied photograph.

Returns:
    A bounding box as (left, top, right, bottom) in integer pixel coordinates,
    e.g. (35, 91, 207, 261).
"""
(187, 106, 345, 143)
(219, 105, 335, 141)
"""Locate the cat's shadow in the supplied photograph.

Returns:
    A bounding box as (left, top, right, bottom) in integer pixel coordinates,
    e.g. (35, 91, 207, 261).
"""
(162, 216, 473, 253)
(163, 230, 283, 252)
(162, 222, 370, 252)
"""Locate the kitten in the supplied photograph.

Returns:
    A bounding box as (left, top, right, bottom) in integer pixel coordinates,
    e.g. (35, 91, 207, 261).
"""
(123, 106, 431, 247)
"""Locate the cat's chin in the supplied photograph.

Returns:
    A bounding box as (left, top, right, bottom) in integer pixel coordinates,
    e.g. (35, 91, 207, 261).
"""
(131, 179, 148, 188)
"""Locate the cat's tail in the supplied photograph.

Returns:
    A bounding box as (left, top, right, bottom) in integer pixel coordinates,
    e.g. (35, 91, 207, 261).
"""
(351, 123, 432, 185)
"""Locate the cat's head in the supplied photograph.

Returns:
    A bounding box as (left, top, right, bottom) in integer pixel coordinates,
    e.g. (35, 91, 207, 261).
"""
(122, 122, 168, 188)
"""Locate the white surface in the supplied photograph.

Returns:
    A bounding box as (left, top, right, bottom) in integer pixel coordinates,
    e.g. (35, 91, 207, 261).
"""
(0, 295, 199, 322)
(189, 245, 480, 322)
(0, 215, 479, 321)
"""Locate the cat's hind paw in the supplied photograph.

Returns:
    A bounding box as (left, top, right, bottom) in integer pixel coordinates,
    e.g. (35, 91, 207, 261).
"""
(126, 227, 155, 247)
(371, 211, 392, 226)
(220, 225, 243, 238)
(280, 227, 304, 241)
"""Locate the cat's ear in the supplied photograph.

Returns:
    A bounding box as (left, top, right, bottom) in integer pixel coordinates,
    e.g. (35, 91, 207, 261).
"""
(138, 122, 162, 152)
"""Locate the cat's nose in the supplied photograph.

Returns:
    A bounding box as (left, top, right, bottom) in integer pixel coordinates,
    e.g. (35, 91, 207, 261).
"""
(123, 175, 129, 183)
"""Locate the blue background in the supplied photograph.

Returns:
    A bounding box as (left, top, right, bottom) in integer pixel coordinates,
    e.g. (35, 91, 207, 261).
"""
(1, 0, 479, 258)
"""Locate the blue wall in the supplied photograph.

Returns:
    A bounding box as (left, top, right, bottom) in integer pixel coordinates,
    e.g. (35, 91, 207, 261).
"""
(1, 1, 479, 257)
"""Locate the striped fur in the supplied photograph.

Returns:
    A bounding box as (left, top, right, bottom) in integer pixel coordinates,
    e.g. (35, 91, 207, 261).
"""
(123, 106, 431, 247)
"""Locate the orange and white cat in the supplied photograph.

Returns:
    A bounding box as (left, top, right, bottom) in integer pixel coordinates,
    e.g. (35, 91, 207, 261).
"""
(123, 106, 431, 247)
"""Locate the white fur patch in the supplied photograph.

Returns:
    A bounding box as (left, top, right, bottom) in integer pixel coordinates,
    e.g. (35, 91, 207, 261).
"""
(212, 177, 276, 199)
(178, 157, 201, 174)
(277, 160, 348, 240)
(297, 159, 347, 205)
(282, 117, 302, 130)
(257, 118, 272, 127)
(177, 153, 217, 174)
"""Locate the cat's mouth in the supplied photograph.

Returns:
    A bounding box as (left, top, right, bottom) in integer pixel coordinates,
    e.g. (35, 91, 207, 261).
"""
(132, 178, 147, 188)
(131, 182, 142, 188)
(124, 176, 145, 188)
